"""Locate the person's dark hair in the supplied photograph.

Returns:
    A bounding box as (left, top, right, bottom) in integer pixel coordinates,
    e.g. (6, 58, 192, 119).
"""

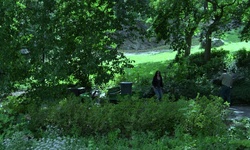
(152, 70, 163, 87)
(154, 70, 161, 77)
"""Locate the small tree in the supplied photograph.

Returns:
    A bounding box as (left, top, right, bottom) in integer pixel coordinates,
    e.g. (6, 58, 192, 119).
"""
(150, 0, 203, 57)
(201, 0, 239, 61)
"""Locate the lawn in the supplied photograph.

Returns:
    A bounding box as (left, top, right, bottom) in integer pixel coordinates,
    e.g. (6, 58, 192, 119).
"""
(124, 41, 250, 65)
(120, 41, 249, 83)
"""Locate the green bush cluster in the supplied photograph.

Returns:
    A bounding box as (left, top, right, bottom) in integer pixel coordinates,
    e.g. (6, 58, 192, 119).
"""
(124, 48, 250, 104)
(2, 94, 250, 149)
(230, 49, 250, 103)
(161, 50, 226, 99)
(9, 94, 227, 138)
(141, 48, 250, 104)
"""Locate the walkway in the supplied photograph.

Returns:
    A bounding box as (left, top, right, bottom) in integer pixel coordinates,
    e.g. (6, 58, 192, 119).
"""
(228, 105, 250, 120)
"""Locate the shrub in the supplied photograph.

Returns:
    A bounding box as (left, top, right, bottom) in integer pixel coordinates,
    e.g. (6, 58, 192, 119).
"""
(162, 48, 250, 102)
(3, 94, 250, 149)
(2, 131, 34, 150)
(234, 48, 250, 68)
(23, 94, 228, 139)
(231, 82, 250, 104)
(178, 95, 228, 136)
(0, 96, 31, 140)
(231, 49, 250, 104)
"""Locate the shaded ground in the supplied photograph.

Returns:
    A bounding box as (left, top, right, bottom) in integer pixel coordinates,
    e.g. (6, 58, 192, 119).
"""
(228, 105, 250, 120)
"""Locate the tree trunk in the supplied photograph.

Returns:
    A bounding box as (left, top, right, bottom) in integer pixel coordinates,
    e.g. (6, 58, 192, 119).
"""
(185, 35, 192, 56)
(204, 31, 212, 61)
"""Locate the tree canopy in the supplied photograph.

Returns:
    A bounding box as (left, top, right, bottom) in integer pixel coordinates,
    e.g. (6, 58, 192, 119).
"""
(0, 0, 138, 98)
(150, 0, 249, 61)
(1, 0, 250, 99)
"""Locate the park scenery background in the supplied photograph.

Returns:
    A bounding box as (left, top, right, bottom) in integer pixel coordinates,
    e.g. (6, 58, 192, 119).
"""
(1, 0, 250, 149)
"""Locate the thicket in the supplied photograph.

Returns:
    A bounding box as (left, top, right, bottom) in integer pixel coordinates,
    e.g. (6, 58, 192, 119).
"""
(126, 48, 250, 105)
(1, 49, 250, 149)
(0, 92, 245, 149)
(2, 92, 250, 149)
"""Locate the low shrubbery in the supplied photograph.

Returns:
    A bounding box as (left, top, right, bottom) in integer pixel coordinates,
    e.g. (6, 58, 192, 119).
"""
(1, 94, 250, 149)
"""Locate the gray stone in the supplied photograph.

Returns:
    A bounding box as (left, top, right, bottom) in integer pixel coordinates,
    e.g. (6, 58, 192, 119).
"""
(200, 38, 225, 49)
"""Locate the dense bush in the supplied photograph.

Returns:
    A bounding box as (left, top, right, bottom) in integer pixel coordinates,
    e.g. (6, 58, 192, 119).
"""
(230, 49, 250, 104)
(119, 48, 250, 103)
(2, 94, 250, 149)
(11, 94, 227, 138)
(234, 49, 250, 68)
(2, 48, 250, 149)
(164, 52, 222, 99)
(161, 49, 250, 104)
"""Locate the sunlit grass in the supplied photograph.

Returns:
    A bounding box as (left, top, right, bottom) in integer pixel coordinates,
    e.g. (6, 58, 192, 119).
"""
(121, 41, 250, 83)
(125, 50, 177, 65)
(125, 41, 250, 66)
(220, 41, 249, 52)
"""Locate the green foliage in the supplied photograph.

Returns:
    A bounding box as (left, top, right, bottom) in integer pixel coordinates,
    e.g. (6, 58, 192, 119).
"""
(125, 46, 250, 103)
(179, 95, 227, 136)
(229, 118, 250, 140)
(234, 48, 250, 68)
(1, 0, 250, 149)
(159, 49, 245, 100)
(0, 96, 32, 140)
(2, 127, 250, 150)
(231, 139, 250, 149)
(187, 49, 231, 77)
(0, 0, 134, 101)
(150, 0, 248, 60)
(194, 136, 238, 150)
(224, 30, 241, 43)
(22, 94, 227, 138)
(4, 94, 250, 149)
(229, 48, 250, 104)
(150, 0, 203, 56)
(3, 92, 250, 149)
(1, 131, 34, 150)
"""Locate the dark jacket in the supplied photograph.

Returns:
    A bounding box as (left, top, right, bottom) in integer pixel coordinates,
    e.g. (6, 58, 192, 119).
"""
(152, 76, 163, 88)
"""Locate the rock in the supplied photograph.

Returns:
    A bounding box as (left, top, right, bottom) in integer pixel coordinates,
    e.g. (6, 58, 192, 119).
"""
(117, 20, 165, 50)
(120, 37, 165, 50)
(200, 38, 225, 49)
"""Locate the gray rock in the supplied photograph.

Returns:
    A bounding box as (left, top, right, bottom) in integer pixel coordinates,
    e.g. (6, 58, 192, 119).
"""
(200, 38, 225, 49)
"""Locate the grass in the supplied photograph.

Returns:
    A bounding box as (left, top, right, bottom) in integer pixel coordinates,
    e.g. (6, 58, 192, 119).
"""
(125, 50, 177, 64)
(121, 40, 249, 84)
(125, 41, 249, 65)
(220, 41, 249, 51)
(124, 29, 249, 66)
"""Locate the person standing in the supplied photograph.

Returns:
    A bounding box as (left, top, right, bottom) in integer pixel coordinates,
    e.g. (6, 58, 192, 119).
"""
(152, 70, 164, 101)
(219, 69, 233, 104)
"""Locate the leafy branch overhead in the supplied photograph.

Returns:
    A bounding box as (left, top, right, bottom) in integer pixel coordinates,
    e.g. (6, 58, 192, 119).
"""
(0, 0, 140, 95)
